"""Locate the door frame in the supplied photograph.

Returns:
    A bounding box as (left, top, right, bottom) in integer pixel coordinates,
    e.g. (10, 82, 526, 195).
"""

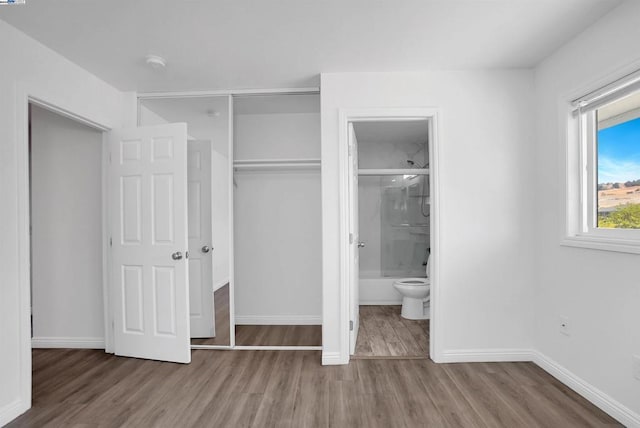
(338, 107, 442, 363)
(15, 84, 114, 412)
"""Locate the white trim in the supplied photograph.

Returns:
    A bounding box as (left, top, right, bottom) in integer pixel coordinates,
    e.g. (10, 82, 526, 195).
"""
(533, 351, 640, 428)
(337, 107, 442, 365)
(439, 348, 534, 363)
(190, 345, 233, 350)
(560, 235, 640, 254)
(227, 95, 236, 349)
(359, 300, 402, 305)
(234, 315, 321, 325)
(191, 345, 321, 351)
(31, 337, 105, 349)
(138, 87, 320, 99)
(234, 345, 322, 351)
(0, 399, 27, 427)
(212, 278, 229, 292)
(322, 351, 347, 366)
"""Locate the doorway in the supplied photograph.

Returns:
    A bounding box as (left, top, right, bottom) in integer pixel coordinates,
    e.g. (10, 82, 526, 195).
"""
(339, 109, 440, 363)
(29, 104, 107, 349)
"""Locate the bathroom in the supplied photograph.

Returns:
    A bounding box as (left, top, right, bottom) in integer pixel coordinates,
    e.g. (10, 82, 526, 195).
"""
(352, 120, 431, 358)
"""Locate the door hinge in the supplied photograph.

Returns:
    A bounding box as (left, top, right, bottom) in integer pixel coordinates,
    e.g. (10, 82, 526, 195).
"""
(109, 237, 112, 247)
(349, 320, 354, 331)
(109, 152, 112, 163)
(349, 233, 353, 244)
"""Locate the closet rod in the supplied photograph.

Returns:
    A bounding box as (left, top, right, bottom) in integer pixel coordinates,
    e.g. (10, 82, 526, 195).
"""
(234, 158, 321, 171)
(358, 168, 429, 176)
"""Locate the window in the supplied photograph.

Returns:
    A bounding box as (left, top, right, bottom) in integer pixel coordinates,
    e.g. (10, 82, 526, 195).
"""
(565, 70, 640, 252)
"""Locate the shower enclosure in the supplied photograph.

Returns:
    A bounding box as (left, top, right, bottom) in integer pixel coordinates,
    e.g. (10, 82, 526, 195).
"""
(354, 121, 430, 304)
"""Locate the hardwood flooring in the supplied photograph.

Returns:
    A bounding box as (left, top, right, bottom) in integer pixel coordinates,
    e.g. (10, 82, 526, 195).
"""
(191, 283, 322, 347)
(355, 305, 428, 358)
(191, 284, 230, 346)
(9, 349, 621, 427)
(235, 324, 322, 346)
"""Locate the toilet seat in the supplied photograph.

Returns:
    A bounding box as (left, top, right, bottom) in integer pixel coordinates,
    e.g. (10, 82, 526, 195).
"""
(394, 278, 429, 286)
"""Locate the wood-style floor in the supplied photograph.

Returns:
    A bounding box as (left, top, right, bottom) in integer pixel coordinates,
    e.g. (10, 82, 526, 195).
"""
(191, 284, 230, 346)
(191, 283, 322, 347)
(355, 305, 428, 358)
(9, 349, 621, 427)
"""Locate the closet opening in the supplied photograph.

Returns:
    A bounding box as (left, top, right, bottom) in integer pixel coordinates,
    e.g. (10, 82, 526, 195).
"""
(232, 94, 322, 348)
(138, 90, 322, 351)
(28, 103, 108, 349)
(345, 117, 435, 360)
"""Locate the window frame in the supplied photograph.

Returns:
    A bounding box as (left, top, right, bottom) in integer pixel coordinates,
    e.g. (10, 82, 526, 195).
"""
(562, 69, 640, 254)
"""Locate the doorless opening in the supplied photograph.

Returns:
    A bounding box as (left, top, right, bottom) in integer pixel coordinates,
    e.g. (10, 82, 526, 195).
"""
(29, 103, 107, 349)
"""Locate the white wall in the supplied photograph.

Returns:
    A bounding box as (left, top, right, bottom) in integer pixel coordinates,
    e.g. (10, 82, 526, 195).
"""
(321, 71, 536, 362)
(234, 112, 322, 323)
(0, 19, 126, 425)
(534, 1, 640, 420)
(30, 105, 105, 347)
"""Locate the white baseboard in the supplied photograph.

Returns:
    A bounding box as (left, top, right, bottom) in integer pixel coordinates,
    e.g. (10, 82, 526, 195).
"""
(322, 351, 347, 366)
(359, 300, 402, 305)
(234, 315, 321, 325)
(532, 351, 640, 428)
(31, 337, 105, 349)
(213, 278, 229, 292)
(0, 398, 28, 427)
(439, 348, 534, 363)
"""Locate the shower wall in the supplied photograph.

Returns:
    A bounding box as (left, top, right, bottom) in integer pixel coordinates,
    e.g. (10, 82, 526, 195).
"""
(358, 174, 430, 279)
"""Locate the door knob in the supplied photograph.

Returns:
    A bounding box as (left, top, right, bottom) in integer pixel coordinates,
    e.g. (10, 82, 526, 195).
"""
(358, 242, 365, 248)
(201, 245, 211, 254)
(172, 251, 183, 260)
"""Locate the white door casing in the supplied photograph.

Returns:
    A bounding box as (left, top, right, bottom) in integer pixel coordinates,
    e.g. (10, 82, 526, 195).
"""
(109, 123, 191, 363)
(349, 123, 360, 355)
(188, 140, 215, 338)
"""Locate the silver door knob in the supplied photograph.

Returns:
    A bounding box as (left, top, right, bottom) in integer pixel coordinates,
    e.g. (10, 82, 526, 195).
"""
(172, 251, 183, 260)
(358, 242, 365, 248)
(201, 245, 211, 254)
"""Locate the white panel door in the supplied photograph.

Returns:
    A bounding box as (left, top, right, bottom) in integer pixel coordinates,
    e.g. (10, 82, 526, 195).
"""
(188, 140, 215, 338)
(349, 123, 360, 355)
(109, 123, 191, 363)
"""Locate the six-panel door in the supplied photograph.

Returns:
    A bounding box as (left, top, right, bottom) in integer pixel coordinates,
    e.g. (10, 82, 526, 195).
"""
(109, 123, 191, 363)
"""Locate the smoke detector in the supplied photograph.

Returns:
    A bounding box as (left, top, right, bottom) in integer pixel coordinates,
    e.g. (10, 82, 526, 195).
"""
(145, 54, 166, 69)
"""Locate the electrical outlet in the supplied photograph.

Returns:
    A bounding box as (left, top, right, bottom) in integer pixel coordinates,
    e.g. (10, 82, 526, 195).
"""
(633, 355, 640, 381)
(559, 316, 570, 336)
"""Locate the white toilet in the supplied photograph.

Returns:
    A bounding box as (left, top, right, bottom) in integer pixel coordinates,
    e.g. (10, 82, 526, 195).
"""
(393, 255, 430, 320)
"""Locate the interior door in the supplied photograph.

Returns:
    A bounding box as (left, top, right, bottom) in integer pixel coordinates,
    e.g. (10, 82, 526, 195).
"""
(109, 123, 191, 363)
(188, 140, 215, 338)
(349, 123, 360, 355)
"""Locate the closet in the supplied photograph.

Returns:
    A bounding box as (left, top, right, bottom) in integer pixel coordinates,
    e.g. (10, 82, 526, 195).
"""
(138, 91, 322, 350)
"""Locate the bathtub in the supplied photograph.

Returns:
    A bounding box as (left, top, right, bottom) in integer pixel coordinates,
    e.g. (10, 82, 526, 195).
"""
(359, 275, 405, 305)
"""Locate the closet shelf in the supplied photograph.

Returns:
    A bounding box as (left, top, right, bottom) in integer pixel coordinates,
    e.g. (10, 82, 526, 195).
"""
(234, 158, 321, 172)
(358, 168, 429, 176)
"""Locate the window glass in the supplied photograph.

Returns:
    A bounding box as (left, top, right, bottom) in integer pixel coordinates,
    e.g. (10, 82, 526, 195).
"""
(596, 91, 640, 229)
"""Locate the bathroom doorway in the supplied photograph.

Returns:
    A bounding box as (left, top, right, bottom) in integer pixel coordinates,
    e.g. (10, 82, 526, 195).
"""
(344, 114, 437, 360)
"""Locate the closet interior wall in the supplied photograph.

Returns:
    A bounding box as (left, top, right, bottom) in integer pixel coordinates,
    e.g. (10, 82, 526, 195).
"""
(233, 94, 322, 325)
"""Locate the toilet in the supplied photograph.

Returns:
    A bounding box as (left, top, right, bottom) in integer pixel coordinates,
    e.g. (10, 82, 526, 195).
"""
(393, 255, 431, 320)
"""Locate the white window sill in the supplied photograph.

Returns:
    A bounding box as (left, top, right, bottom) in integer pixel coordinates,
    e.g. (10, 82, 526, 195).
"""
(561, 235, 640, 254)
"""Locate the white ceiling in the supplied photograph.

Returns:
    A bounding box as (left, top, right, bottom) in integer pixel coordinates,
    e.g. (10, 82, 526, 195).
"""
(0, 0, 622, 92)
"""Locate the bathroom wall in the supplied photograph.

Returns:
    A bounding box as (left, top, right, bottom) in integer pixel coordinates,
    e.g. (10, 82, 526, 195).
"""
(234, 109, 322, 323)
(321, 70, 536, 364)
(30, 105, 105, 348)
(0, 19, 126, 425)
(534, 0, 640, 419)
